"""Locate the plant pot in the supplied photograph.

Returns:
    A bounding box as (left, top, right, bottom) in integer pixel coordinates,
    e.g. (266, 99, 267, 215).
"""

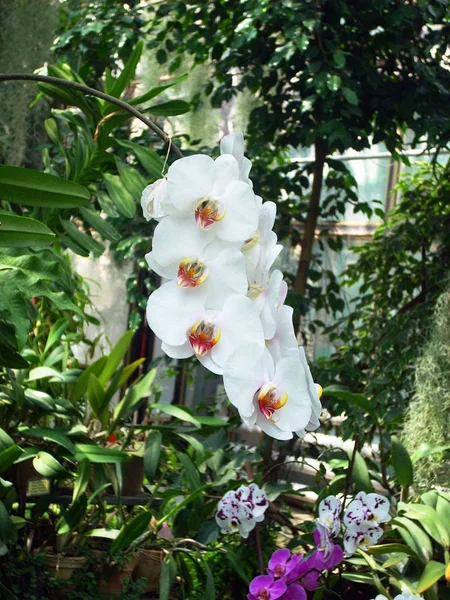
(134, 548, 164, 592)
(122, 455, 144, 496)
(43, 553, 87, 580)
(99, 553, 138, 597)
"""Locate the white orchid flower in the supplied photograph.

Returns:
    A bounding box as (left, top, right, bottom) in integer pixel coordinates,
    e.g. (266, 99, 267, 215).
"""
(344, 492, 391, 528)
(220, 131, 253, 187)
(223, 343, 314, 440)
(215, 484, 268, 538)
(244, 200, 282, 284)
(248, 269, 287, 340)
(343, 522, 384, 555)
(162, 154, 258, 243)
(140, 178, 168, 221)
(149, 295, 264, 375)
(318, 495, 342, 537)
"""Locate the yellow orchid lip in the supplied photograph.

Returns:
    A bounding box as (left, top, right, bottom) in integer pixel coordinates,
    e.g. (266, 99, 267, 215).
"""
(195, 197, 226, 230)
(177, 257, 209, 288)
(188, 320, 221, 356)
(257, 382, 288, 421)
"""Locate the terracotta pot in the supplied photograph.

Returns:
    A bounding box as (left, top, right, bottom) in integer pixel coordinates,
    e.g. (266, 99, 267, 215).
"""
(99, 553, 138, 597)
(122, 455, 144, 496)
(134, 548, 164, 592)
(43, 553, 87, 580)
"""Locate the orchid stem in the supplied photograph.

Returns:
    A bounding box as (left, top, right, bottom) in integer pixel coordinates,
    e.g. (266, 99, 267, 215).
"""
(341, 435, 359, 519)
(0, 73, 184, 159)
(255, 523, 265, 575)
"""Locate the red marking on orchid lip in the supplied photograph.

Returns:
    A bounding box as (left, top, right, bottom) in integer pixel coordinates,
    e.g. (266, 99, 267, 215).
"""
(257, 383, 288, 421)
(194, 197, 226, 230)
(188, 320, 221, 356)
(109, 433, 117, 444)
(177, 257, 209, 287)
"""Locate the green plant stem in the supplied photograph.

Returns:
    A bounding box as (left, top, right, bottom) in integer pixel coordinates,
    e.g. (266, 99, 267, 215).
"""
(0, 73, 184, 159)
(341, 435, 359, 519)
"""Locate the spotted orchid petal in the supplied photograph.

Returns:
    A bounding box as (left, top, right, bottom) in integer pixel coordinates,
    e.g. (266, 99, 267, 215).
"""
(343, 522, 384, 555)
(318, 495, 342, 537)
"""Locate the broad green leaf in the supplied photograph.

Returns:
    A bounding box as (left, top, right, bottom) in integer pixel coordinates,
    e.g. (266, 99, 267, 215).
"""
(0, 212, 55, 247)
(436, 495, 450, 534)
(177, 452, 201, 491)
(26, 366, 65, 382)
(98, 330, 134, 385)
(0, 428, 15, 451)
(177, 433, 205, 455)
(159, 554, 176, 600)
(33, 451, 68, 478)
(342, 573, 373, 584)
(157, 483, 211, 527)
(87, 373, 108, 427)
(0, 166, 89, 207)
(392, 516, 433, 563)
(57, 494, 87, 534)
(0, 445, 22, 474)
(323, 386, 378, 421)
(104, 173, 136, 218)
(0, 500, 12, 540)
(417, 561, 446, 593)
(61, 219, 105, 257)
(145, 100, 191, 116)
(72, 459, 90, 503)
(203, 558, 215, 600)
(115, 157, 148, 202)
(411, 442, 450, 464)
(74, 444, 129, 464)
(343, 87, 358, 106)
(398, 502, 449, 548)
(97, 190, 120, 218)
(195, 415, 229, 428)
(143, 430, 162, 481)
(333, 50, 346, 68)
(368, 543, 415, 556)
(150, 403, 201, 428)
(43, 318, 69, 356)
(71, 355, 108, 402)
(79, 207, 121, 243)
(129, 73, 188, 105)
(391, 436, 414, 486)
(59, 234, 89, 257)
(117, 358, 145, 388)
(18, 427, 75, 453)
(115, 140, 164, 180)
(263, 481, 292, 502)
(110, 510, 152, 555)
(85, 528, 119, 540)
(109, 41, 144, 100)
(350, 450, 373, 493)
(112, 368, 156, 426)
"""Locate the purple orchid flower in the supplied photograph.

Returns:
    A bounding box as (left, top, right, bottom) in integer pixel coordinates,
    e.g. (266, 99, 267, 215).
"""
(282, 583, 307, 600)
(247, 575, 287, 600)
(268, 549, 302, 579)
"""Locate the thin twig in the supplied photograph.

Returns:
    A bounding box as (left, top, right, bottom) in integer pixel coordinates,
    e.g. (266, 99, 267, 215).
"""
(255, 523, 265, 575)
(0, 73, 184, 159)
(341, 435, 359, 519)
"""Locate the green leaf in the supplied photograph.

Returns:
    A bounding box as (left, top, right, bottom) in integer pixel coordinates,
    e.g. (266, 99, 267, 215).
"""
(323, 386, 378, 421)
(109, 41, 144, 100)
(368, 543, 415, 556)
(0, 166, 89, 208)
(392, 516, 433, 563)
(195, 415, 230, 428)
(0, 428, 15, 451)
(73, 459, 90, 503)
(436, 495, 450, 535)
(397, 502, 449, 548)
(145, 100, 190, 116)
(343, 87, 358, 106)
(417, 561, 446, 593)
(129, 74, 188, 106)
(411, 442, 450, 464)
(115, 140, 164, 180)
(0, 581, 18, 600)
(112, 368, 156, 426)
(79, 207, 121, 243)
(104, 173, 136, 218)
(150, 403, 201, 428)
(110, 510, 152, 555)
(350, 450, 373, 493)
(0, 212, 55, 247)
(33, 451, 68, 478)
(144, 430, 162, 481)
(0, 445, 22, 474)
(98, 330, 134, 385)
(391, 436, 414, 487)
(61, 219, 105, 257)
(333, 50, 346, 68)
(71, 355, 108, 402)
(57, 494, 87, 534)
(115, 158, 148, 202)
(117, 358, 145, 388)
(225, 549, 250, 584)
(85, 528, 119, 541)
(17, 427, 75, 453)
(43, 318, 69, 356)
(159, 554, 176, 600)
(177, 452, 201, 491)
(0, 500, 12, 540)
(87, 373, 108, 427)
(26, 366, 65, 382)
(73, 444, 130, 464)
(263, 481, 292, 502)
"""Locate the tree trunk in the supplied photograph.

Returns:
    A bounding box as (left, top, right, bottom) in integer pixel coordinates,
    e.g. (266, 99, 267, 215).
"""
(293, 139, 327, 334)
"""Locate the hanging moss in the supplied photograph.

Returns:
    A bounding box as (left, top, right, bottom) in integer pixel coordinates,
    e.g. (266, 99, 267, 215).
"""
(0, 0, 57, 166)
(402, 288, 450, 487)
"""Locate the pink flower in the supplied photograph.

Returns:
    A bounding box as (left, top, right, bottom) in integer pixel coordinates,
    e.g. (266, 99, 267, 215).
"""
(247, 575, 286, 600)
(268, 549, 301, 579)
(283, 583, 307, 600)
